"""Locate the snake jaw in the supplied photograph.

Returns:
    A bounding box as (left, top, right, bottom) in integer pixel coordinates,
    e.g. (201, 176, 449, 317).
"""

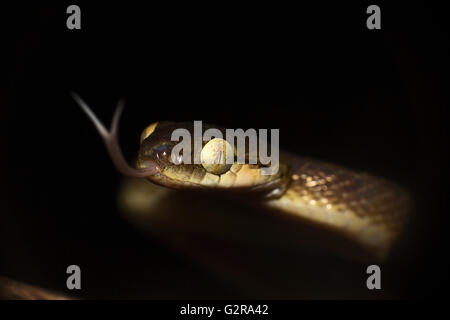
(71, 92, 160, 178)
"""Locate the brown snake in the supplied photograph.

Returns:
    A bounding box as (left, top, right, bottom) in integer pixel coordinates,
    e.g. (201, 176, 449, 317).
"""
(72, 93, 410, 262)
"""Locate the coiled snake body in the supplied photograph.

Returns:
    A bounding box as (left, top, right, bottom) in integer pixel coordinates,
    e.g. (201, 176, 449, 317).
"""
(73, 94, 410, 262)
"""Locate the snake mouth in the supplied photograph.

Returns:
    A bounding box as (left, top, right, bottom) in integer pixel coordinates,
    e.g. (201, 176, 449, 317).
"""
(141, 161, 291, 201)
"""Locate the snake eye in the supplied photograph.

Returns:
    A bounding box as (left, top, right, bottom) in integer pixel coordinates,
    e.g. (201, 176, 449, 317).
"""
(201, 138, 234, 175)
(140, 122, 159, 144)
(151, 142, 173, 161)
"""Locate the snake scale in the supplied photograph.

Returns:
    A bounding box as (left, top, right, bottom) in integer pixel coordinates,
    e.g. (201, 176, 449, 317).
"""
(73, 93, 410, 262)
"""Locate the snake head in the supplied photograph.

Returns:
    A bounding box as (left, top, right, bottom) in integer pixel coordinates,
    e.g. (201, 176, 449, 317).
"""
(72, 92, 289, 198)
(136, 121, 290, 198)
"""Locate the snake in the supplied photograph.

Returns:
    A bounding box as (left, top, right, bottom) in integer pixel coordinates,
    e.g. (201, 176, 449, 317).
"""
(72, 93, 410, 262)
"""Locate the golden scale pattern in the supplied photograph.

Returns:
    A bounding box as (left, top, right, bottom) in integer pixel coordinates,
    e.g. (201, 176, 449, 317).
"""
(267, 155, 410, 257)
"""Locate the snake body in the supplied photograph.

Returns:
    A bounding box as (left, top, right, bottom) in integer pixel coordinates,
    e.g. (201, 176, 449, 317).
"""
(265, 154, 409, 260)
(135, 121, 410, 261)
(72, 95, 410, 262)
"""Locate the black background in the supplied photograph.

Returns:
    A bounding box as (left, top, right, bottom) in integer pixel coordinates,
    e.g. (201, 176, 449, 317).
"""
(2, 1, 444, 299)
